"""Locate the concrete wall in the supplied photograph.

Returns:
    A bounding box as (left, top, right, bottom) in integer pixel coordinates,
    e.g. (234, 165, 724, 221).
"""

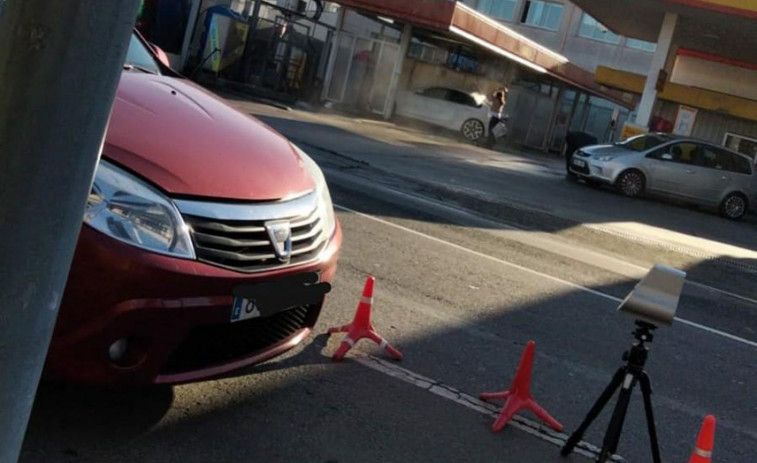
(471, 0, 655, 75)
(657, 99, 757, 147)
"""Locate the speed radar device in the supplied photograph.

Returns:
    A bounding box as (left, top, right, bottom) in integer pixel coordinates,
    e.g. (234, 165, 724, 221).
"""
(618, 264, 686, 328)
(561, 265, 687, 463)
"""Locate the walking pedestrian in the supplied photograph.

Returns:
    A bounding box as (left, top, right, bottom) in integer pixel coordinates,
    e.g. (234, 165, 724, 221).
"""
(487, 87, 508, 147)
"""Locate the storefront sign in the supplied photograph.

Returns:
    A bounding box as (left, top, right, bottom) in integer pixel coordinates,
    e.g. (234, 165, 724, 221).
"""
(673, 105, 698, 136)
(620, 122, 648, 140)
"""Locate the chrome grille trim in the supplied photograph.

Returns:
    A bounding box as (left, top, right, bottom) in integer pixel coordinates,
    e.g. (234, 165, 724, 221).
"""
(177, 193, 327, 273)
(174, 191, 317, 221)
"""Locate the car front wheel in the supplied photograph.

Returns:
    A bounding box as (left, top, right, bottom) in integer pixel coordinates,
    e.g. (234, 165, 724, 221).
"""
(461, 118, 485, 142)
(720, 193, 747, 220)
(616, 170, 645, 198)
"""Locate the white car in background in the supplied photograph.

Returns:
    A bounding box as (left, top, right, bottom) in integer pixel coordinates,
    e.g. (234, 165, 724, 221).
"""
(395, 87, 491, 143)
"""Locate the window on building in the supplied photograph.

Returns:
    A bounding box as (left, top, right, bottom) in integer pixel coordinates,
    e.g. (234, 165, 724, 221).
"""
(724, 132, 757, 160)
(626, 38, 657, 52)
(408, 39, 449, 65)
(520, 1, 563, 31)
(578, 13, 620, 44)
(477, 0, 518, 21)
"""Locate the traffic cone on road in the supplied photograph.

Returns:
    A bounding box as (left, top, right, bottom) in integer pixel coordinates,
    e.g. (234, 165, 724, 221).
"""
(688, 415, 716, 463)
(479, 341, 563, 433)
(327, 276, 403, 361)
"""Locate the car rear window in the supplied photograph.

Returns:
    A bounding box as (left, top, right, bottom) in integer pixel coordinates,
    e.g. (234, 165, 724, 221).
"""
(701, 146, 752, 174)
(422, 88, 450, 100)
(447, 91, 477, 107)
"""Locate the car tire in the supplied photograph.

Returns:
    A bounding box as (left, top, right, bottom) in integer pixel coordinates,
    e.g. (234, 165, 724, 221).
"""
(720, 193, 748, 220)
(461, 118, 485, 143)
(616, 170, 645, 198)
(566, 171, 579, 182)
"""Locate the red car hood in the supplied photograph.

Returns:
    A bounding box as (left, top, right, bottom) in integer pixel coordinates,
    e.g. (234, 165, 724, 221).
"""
(104, 71, 314, 201)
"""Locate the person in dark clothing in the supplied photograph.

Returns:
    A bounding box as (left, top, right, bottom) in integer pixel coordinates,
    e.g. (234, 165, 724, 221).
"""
(564, 131, 598, 178)
(487, 88, 507, 147)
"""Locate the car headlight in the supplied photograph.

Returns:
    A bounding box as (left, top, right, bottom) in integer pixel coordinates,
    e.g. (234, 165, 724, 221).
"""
(596, 155, 616, 162)
(293, 144, 336, 237)
(84, 160, 195, 259)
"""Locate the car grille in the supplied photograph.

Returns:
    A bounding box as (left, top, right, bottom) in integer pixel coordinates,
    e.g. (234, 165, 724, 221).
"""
(162, 303, 319, 374)
(182, 207, 327, 273)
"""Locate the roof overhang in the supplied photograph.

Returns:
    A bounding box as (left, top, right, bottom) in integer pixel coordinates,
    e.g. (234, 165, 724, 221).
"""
(334, 0, 632, 107)
(570, 0, 757, 63)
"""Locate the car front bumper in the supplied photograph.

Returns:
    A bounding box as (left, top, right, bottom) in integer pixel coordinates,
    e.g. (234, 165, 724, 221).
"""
(568, 158, 618, 183)
(44, 221, 342, 385)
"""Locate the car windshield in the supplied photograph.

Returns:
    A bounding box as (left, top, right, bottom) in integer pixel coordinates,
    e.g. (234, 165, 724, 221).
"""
(124, 34, 160, 75)
(615, 134, 670, 152)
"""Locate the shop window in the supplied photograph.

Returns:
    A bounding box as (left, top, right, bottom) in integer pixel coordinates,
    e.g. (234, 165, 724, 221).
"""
(578, 13, 620, 44)
(724, 132, 757, 161)
(626, 38, 657, 52)
(407, 39, 449, 65)
(477, 0, 518, 21)
(447, 50, 480, 74)
(520, 1, 563, 31)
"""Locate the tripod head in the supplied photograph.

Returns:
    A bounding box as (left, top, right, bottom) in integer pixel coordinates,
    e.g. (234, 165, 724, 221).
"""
(623, 321, 657, 368)
(632, 321, 656, 346)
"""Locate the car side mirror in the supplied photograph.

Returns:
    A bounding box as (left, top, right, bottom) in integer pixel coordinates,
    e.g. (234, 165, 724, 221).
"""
(149, 43, 171, 68)
(661, 153, 673, 161)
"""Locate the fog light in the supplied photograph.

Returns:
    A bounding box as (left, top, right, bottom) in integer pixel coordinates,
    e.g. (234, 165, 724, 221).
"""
(108, 338, 129, 362)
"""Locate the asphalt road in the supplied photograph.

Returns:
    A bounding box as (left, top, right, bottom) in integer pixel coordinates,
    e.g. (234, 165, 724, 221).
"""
(19, 101, 757, 463)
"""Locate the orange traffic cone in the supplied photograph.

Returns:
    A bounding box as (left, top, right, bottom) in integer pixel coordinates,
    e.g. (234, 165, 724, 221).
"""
(327, 276, 403, 361)
(689, 415, 716, 463)
(479, 341, 563, 433)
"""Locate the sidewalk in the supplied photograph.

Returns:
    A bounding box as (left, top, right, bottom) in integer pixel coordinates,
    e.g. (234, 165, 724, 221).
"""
(224, 94, 757, 267)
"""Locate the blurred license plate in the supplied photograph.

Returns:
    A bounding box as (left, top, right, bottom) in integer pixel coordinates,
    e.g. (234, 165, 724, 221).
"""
(230, 272, 328, 323)
(572, 158, 586, 168)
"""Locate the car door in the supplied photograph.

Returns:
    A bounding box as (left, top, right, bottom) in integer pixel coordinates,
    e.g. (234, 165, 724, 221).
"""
(644, 142, 704, 199)
(692, 145, 735, 204)
(444, 90, 481, 131)
(697, 146, 754, 204)
(402, 87, 450, 125)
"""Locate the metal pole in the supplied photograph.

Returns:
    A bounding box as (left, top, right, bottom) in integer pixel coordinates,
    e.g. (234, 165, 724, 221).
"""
(383, 23, 412, 120)
(0, 1, 139, 461)
(179, 0, 203, 73)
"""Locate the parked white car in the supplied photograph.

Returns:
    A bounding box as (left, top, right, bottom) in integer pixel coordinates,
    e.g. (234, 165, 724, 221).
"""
(395, 87, 491, 142)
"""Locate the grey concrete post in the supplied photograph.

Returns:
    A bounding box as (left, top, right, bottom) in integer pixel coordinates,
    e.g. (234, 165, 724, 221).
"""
(0, 1, 138, 461)
(179, 0, 203, 72)
(383, 22, 412, 120)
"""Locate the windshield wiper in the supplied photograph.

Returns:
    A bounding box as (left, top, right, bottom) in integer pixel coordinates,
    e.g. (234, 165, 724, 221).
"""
(123, 63, 157, 75)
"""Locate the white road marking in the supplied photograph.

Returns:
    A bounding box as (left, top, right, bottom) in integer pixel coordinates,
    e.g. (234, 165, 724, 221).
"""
(335, 204, 757, 350)
(354, 355, 622, 462)
(327, 169, 757, 308)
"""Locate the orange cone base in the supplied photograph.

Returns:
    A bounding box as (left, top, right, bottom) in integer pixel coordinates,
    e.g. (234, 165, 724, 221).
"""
(479, 390, 563, 433)
(327, 276, 402, 361)
(479, 341, 562, 433)
(328, 327, 403, 361)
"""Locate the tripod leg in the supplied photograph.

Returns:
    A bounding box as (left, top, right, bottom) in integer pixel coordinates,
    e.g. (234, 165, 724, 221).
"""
(639, 373, 662, 463)
(596, 373, 637, 463)
(561, 368, 625, 457)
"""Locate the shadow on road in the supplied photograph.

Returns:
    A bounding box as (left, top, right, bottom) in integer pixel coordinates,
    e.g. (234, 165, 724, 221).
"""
(19, 252, 757, 463)
(255, 114, 757, 255)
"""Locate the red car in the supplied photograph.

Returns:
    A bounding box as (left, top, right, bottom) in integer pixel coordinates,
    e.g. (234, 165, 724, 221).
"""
(43, 33, 342, 385)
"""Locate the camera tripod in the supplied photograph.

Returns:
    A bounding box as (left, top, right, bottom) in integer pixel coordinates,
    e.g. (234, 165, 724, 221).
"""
(561, 322, 661, 463)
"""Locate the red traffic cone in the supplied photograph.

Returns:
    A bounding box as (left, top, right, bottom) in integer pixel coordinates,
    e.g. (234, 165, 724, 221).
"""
(689, 415, 716, 463)
(479, 341, 563, 433)
(327, 276, 403, 361)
